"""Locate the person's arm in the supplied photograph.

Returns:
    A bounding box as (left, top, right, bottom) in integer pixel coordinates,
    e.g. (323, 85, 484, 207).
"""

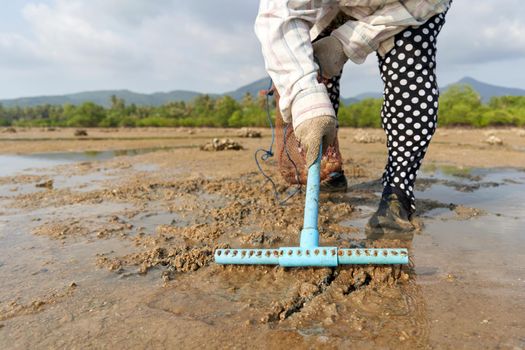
(254, 0, 335, 129)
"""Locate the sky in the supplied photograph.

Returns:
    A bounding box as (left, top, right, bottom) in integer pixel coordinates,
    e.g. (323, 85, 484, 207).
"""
(0, 0, 524, 99)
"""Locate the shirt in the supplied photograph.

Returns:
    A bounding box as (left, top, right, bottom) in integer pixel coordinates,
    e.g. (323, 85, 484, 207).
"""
(254, 0, 451, 129)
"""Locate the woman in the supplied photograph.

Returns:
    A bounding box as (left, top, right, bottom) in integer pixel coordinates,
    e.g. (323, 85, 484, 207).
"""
(255, 0, 452, 235)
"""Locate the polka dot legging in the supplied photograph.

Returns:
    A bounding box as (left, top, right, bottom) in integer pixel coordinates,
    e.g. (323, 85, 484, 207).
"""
(323, 10, 449, 215)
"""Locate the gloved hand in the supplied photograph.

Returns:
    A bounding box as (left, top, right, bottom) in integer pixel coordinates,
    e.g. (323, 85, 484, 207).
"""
(295, 116, 337, 168)
(312, 36, 347, 79)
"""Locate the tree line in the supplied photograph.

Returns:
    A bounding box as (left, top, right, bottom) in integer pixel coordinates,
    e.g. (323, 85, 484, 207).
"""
(1, 84, 524, 128)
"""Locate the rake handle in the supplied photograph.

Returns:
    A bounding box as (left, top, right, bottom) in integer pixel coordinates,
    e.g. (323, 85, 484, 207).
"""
(300, 146, 322, 248)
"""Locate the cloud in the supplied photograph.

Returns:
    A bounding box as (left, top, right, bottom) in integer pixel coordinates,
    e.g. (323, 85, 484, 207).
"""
(22, 1, 140, 72)
(0, 0, 523, 99)
(0, 32, 43, 68)
(439, 0, 525, 65)
(0, 0, 265, 97)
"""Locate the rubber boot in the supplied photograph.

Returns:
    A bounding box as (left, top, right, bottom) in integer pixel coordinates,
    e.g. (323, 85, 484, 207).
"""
(365, 188, 415, 240)
(320, 171, 348, 193)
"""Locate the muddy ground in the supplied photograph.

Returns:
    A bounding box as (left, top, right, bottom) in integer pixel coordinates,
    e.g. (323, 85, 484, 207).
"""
(0, 127, 524, 349)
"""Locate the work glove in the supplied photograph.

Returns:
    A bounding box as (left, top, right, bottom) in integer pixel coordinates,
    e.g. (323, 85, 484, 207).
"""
(295, 116, 337, 168)
(312, 36, 347, 79)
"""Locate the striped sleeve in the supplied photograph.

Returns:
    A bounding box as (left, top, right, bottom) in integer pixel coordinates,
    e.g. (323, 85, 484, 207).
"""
(254, 0, 336, 128)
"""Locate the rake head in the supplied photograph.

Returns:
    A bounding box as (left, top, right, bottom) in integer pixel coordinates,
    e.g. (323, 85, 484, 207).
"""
(215, 147, 409, 267)
(215, 247, 408, 266)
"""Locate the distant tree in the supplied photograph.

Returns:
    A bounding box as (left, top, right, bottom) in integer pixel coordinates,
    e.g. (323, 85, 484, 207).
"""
(228, 110, 244, 127)
(110, 95, 126, 110)
(241, 92, 254, 108)
(66, 102, 106, 127)
(191, 95, 215, 119)
(438, 84, 482, 126)
(4, 83, 525, 128)
(338, 98, 383, 127)
(214, 96, 240, 127)
(0, 103, 11, 126)
(479, 109, 516, 127)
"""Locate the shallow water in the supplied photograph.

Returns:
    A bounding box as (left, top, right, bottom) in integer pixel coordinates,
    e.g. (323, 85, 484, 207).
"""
(419, 167, 525, 217)
(334, 166, 525, 347)
(414, 167, 525, 347)
(0, 147, 181, 177)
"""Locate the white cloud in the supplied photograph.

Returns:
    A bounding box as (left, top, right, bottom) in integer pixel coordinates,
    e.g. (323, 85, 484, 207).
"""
(22, 1, 138, 72)
(0, 32, 43, 68)
(439, 0, 525, 65)
(0, 0, 265, 97)
(0, 0, 523, 99)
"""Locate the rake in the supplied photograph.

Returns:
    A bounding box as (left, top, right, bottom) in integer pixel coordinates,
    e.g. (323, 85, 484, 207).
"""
(215, 148, 408, 267)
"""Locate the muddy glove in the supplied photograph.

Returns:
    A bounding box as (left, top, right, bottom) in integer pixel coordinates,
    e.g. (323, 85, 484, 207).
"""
(312, 36, 347, 79)
(295, 116, 337, 168)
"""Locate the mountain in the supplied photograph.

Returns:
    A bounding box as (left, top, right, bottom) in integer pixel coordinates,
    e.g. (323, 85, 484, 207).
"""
(441, 77, 525, 102)
(0, 89, 214, 108)
(341, 77, 525, 105)
(225, 77, 272, 100)
(1, 77, 523, 108)
(341, 92, 381, 105)
(0, 79, 271, 108)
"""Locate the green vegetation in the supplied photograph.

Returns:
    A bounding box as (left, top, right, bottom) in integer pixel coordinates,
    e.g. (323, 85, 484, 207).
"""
(1, 84, 524, 128)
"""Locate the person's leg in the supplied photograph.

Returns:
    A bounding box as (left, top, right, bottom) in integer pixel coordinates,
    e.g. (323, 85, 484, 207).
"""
(367, 10, 449, 235)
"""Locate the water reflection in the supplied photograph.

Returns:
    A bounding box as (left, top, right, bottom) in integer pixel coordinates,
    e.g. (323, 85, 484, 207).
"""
(0, 146, 193, 177)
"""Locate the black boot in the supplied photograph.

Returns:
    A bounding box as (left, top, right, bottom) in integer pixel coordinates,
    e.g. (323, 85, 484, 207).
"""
(320, 171, 348, 193)
(365, 187, 415, 240)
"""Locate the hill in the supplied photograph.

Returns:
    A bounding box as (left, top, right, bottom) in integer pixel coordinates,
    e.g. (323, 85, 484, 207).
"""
(0, 89, 215, 108)
(442, 77, 525, 102)
(1, 77, 523, 108)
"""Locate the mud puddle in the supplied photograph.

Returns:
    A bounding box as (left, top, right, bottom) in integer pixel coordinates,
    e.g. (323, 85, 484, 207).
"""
(0, 147, 173, 197)
(412, 166, 525, 349)
(0, 147, 181, 177)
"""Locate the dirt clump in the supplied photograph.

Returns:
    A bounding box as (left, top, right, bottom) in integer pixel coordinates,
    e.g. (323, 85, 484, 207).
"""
(237, 128, 262, 138)
(32, 220, 89, 239)
(353, 131, 384, 144)
(156, 223, 223, 243)
(453, 205, 486, 219)
(96, 237, 221, 276)
(1, 127, 16, 133)
(35, 179, 54, 189)
(484, 135, 503, 145)
(239, 231, 281, 245)
(200, 138, 243, 151)
(74, 129, 88, 137)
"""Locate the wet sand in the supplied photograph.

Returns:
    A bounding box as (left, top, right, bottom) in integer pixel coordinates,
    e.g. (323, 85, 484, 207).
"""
(0, 127, 524, 349)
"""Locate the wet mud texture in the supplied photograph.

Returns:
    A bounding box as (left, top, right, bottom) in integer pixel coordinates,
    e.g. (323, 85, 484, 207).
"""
(0, 285, 77, 322)
(1, 127, 524, 349)
(2, 154, 426, 348)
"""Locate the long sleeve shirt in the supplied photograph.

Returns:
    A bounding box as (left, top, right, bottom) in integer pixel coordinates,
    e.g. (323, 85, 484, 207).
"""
(254, 0, 451, 129)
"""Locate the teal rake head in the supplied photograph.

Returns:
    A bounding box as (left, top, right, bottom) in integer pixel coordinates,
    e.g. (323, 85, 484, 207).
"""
(215, 147, 408, 267)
